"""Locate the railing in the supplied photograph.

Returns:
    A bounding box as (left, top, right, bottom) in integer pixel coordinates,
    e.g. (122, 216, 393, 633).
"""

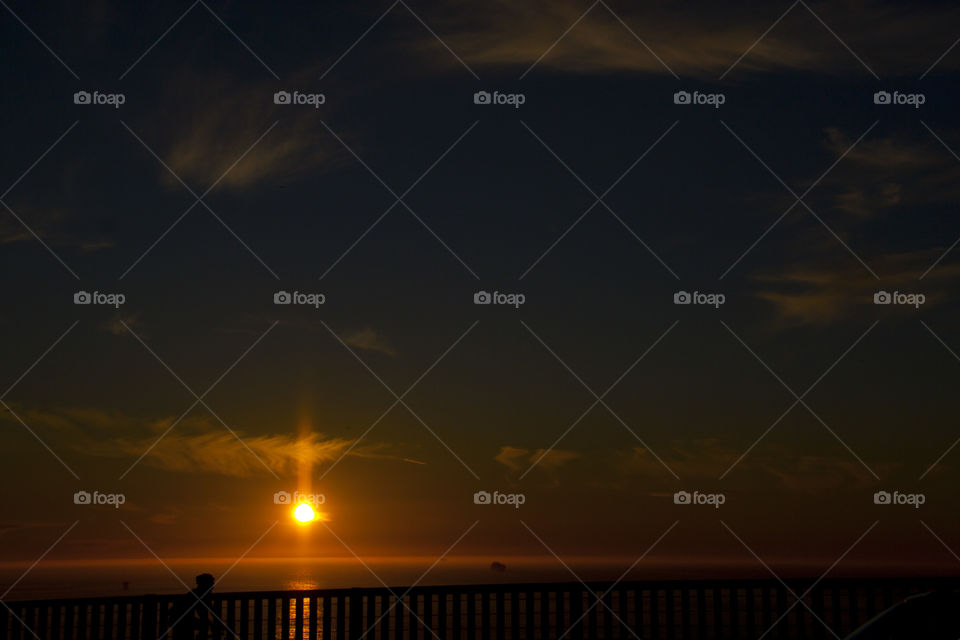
(1, 577, 954, 640)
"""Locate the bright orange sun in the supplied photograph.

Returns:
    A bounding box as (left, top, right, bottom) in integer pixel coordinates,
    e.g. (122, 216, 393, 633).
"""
(293, 503, 316, 523)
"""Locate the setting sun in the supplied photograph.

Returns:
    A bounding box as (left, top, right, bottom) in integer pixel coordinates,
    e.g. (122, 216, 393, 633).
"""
(293, 503, 315, 523)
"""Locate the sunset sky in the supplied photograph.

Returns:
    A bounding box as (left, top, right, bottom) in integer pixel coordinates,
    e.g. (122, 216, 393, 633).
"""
(2, 0, 960, 597)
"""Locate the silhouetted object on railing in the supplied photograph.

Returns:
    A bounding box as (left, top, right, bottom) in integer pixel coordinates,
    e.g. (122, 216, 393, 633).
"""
(0, 577, 957, 640)
(168, 574, 230, 640)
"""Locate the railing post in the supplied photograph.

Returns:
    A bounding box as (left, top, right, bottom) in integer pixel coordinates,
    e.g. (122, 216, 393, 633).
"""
(348, 591, 362, 640)
(140, 597, 156, 640)
(567, 588, 581, 640)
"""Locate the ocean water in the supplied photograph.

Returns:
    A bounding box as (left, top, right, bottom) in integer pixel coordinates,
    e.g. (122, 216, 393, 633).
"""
(0, 557, 756, 601)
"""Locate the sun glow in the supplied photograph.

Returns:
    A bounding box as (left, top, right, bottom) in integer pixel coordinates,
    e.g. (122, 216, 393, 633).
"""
(293, 503, 316, 523)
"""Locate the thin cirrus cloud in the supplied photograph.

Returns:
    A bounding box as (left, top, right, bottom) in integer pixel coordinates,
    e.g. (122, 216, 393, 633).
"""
(820, 127, 960, 217)
(412, 0, 960, 77)
(752, 251, 960, 325)
(623, 441, 884, 491)
(0, 406, 419, 478)
(494, 445, 580, 472)
(341, 327, 398, 357)
(146, 70, 337, 192)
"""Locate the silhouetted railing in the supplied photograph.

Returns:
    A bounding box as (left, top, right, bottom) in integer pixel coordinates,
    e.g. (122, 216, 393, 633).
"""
(1, 577, 954, 640)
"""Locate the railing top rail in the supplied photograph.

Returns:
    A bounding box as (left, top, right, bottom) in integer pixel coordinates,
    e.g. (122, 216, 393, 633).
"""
(4, 575, 957, 606)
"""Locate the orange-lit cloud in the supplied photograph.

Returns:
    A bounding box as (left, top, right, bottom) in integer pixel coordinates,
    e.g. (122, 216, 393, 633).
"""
(341, 327, 398, 356)
(146, 70, 338, 192)
(409, 0, 960, 78)
(494, 446, 580, 472)
(0, 407, 415, 478)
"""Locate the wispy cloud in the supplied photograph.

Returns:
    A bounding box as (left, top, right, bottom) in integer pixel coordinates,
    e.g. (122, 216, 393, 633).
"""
(410, 0, 960, 78)
(0, 407, 415, 478)
(494, 446, 580, 472)
(341, 327, 398, 357)
(147, 70, 338, 192)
